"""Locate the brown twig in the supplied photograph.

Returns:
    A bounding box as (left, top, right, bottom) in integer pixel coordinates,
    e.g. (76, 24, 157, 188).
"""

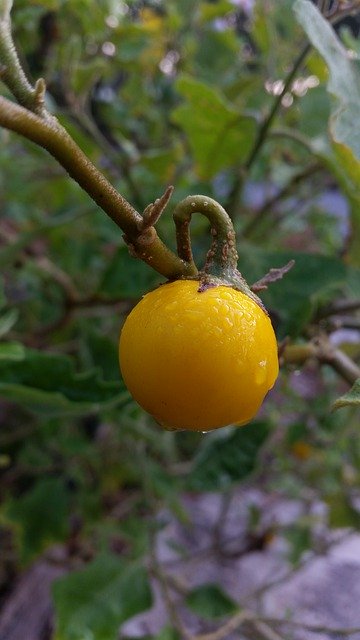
(282, 337, 360, 386)
(251, 260, 295, 293)
(317, 298, 360, 319)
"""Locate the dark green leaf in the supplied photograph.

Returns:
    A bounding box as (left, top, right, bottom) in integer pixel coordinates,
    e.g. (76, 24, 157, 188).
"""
(326, 493, 360, 528)
(100, 245, 161, 299)
(188, 422, 270, 492)
(82, 329, 120, 383)
(0, 278, 4, 308)
(0, 308, 18, 337)
(53, 555, 152, 640)
(172, 75, 256, 179)
(0, 348, 128, 415)
(295, 0, 360, 263)
(295, 0, 360, 160)
(241, 247, 347, 338)
(286, 524, 312, 565)
(332, 379, 360, 412)
(186, 584, 238, 619)
(200, 1, 234, 23)
(0, 341, 25, 361)
(7, 478, 70, 562)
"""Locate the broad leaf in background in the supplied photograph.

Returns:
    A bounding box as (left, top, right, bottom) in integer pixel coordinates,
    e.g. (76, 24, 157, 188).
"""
(0, 308, 18, 337)
(295, 0, 360, 156)
(6, 478, 70, 563)
(53, 555, 152, 640)
(0, 341, 24, 361)
(326, 492, 360, 528)
(332, 378, 360, 411)
(100, 245, 161, 299)
(240, 247, 347, 338)
(186, 584, 238, 619)
(0, 348, 128, 415)
(294, 0, 360, 262)
(172, 75, 256, 179)
(188, 422, 270, 492)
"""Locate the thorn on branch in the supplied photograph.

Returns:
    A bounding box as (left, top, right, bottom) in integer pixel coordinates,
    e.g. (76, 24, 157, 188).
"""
(0, 0, 13, 21)
(251, 260, 295, 292)
(140, 185, 174, 232)
(33, 77, 46, 109)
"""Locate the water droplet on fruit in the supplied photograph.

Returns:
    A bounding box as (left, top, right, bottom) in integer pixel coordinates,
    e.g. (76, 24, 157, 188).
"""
(255, 360, 267, 385)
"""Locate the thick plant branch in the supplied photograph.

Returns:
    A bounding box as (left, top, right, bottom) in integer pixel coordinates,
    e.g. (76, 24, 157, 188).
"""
(282, 338, 360, 386)
(0, 96, 193, 279)
(0, 0, 196, 279)
(0, 0, 47, 115)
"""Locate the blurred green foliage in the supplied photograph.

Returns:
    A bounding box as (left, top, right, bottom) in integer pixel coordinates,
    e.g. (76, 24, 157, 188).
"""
(1, 1, 360, 638)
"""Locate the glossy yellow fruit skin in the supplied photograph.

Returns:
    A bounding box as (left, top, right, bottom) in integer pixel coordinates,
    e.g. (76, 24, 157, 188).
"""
(119, 280, 279, 432)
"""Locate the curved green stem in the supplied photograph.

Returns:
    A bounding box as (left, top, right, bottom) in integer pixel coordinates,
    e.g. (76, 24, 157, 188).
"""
(0, 96, 192, 279)
(173, 195, 238, 278)
(173, 195, 262, 305)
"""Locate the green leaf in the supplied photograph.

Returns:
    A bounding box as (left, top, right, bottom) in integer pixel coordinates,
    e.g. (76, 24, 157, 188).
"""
(241, 247, 347, 338)
(82, 329, 121, 382)
(141, 147, 180, 182)
(188, 422, 270, 492)
(294, 0, 360, 159)
(172, 75, 256, 179)
(0, 348, 128, 415)
(326, 493, 360, 528)
(311, 139, 360, 263)
(0, 341, 25, 361)
(295, 0, 360, 263)
(0, 308, 19, 337)
(332, 378, 360, 412)
(186, 584, 238, 619)
(200, 1, 233, 23)
(100, 245, 161, 299)
(0, 278, 5, 309)
(285, 524, 312, 565)
(53, 555, 152, 640)
(6, 478, 70, 563)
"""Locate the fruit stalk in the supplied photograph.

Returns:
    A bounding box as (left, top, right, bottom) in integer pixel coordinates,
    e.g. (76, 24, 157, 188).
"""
(173, 195, 262, 305)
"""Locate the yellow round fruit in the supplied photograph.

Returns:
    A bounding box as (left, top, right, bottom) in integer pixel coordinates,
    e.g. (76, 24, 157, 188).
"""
(119, 280, 278, 432)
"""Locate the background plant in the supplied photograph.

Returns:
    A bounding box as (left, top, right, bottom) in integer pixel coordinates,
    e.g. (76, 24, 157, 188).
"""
(1, 1, 360, 639)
